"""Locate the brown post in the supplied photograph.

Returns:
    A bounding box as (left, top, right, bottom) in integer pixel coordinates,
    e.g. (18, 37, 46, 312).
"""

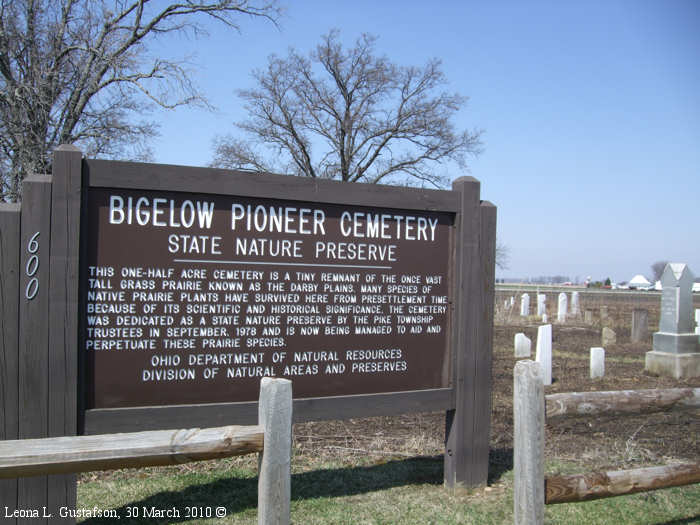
(444, 177, 493, 488)
(0, 202, 21, 521)
(473, 201, 496, 483)
(47, 146, 83, 522)
(18, 176, 52, 523)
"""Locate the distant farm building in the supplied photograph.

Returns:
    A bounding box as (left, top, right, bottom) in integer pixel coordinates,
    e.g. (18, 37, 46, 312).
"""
(628, 274, 653, 290)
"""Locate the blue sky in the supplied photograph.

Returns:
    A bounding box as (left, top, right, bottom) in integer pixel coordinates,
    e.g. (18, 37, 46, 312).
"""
(148, 1, 700, 283)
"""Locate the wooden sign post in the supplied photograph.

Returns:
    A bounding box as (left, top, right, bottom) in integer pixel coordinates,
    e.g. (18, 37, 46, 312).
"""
(0, 146, 495, 522)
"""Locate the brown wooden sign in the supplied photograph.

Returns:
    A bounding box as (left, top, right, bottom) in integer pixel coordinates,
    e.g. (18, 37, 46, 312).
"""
(0, 147, 495, 517)
(84, 188, 453, 408)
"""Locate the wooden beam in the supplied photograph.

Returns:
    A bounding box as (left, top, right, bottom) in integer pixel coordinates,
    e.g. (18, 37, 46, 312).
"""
(0, 425, 263, 479)
(0, 202, 21, 520)
(444, 177, 481, 488)
(546, 462, 700, 504)
(49, 145, 83, 519)
(18, 175, 53, 518)
(546, 388, 700, 421)
(258, 377, 292, 525)
(514, 360, 545, 525)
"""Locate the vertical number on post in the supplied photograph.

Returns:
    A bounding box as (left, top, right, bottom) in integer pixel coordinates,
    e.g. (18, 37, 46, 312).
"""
(25, 231, 40, 300)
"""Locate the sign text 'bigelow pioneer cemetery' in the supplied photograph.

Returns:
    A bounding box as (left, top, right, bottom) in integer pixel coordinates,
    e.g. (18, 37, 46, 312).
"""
(85, 189, 452, 408)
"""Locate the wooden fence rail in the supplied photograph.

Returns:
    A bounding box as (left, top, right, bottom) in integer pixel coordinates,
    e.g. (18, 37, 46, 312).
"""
(0, 377, 292, 525)
(545, 387, 700, 421)
(545, 462, 700, 504)
(0, 425, 264, 479)
(514, 360, 699, 525)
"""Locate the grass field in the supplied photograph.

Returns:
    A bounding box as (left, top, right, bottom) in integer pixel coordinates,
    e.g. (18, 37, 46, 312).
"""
(76, 291, 700, 524)
(77, 454, 700, 524)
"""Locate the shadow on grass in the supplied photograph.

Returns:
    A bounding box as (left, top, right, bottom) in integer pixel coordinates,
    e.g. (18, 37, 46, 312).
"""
(81, 456, 445, 524)
(488, 447, 513, 484)
(654, 519, 700, 525)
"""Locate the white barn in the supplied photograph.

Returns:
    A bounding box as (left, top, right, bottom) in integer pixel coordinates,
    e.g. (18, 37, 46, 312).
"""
(628, 274, 653, 290)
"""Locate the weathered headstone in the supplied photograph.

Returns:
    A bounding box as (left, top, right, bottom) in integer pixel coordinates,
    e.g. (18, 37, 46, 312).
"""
(557, 293, 567, 323)
(537, 294, 546, 316)
(520, 293, 530, 317)
(510, 296, 515, 307)
(646, 263, 700, 378)
(570, 291, 580, 315)
(515, 333, 532, 358)
(599, 305, 609, 326)
(602, 326, 616, 346)
(535, 324, 552, 386)
(584, 309, 593, 324)
(590, 347, 605, 379)
(631, 309, 648, 343)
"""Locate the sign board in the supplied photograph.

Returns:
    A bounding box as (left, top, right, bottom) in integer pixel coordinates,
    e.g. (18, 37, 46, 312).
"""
(0, 147, 495, 511)
(84, 188, 453, 408)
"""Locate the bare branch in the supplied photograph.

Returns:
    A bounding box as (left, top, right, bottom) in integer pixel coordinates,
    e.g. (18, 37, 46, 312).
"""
(0, 0, 280, 201)
(213, 29, 481, 187)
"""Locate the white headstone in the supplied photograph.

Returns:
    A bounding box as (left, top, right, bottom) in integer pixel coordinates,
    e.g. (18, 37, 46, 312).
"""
(557, 292, 567, 323)
(514, 333, 532, 358)
(520, 293, 530, 316)
(510, 296, 515, 306)
(590, 347, 605, 379)
(571, 291, 580, 315)
(535, 324, 552, 385)
(537, 294, 546, 316)
(695, 309, 700, 335)
(647, 264, 700, 378)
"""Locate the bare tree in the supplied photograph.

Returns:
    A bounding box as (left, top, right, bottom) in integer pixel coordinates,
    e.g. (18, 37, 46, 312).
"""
(496, 241, 510, 271)
(650, 260, 668, 282)
(0, 0, 280, 201)
(212, 30, 482, 187)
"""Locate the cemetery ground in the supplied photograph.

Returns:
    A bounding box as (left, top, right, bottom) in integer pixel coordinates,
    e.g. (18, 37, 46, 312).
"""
(76, 295, 699, 524)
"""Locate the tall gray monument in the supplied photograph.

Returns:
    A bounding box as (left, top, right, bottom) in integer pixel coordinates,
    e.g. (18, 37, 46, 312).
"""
(645, 263, 700, 378)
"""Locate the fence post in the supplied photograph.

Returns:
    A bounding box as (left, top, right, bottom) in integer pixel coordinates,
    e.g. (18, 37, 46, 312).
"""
(0, 203, 20, 521)
(258, 378, 292, 525)
(514, 360, 544, 525)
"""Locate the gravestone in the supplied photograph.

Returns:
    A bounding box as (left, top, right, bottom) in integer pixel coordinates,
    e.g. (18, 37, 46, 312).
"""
(695, 309, 700, 335)
(537, 294, 546, 316)
(584, 309, 593, 324)
(557, 293, 567, 323)
(570, 291, 580, 315)
(520, 293, 530, 317)
(646, 263, 700, 378)
(514, 333, 532, 358)
(590, 347, 605, 379)
(631, 309, 648, 343)
(600, 305, 610, 327)
(602, 326, 616, 346)
(535, 324, 552, 385)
